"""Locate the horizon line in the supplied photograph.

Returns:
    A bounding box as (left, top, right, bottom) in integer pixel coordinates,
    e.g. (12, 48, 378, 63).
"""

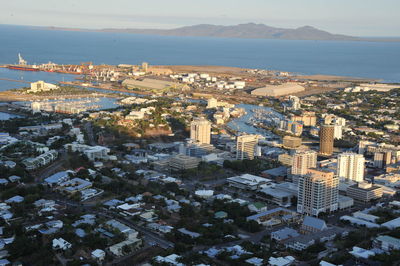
(1, 23, 400, 39)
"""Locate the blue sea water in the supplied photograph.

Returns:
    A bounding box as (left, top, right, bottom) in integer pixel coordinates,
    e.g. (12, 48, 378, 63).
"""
(0, 67, 77, 91)
(0, 112, 21, 120)
(0, 24, 399, 85)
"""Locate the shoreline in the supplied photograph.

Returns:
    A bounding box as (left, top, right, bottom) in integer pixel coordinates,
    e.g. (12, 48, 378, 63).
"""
(160, 65, 381, 82)
(0, 62, 390, 84)
(0, 64, 394, 103)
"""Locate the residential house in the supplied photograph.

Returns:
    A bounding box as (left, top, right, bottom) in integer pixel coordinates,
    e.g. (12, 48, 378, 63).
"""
(52, 238, 72, 250)
(91, 249, 106, 262)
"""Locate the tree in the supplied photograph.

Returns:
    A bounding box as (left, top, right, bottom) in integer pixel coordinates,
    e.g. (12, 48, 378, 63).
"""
(179, 203, 196, 218)
(9, 235, 38, 258)
(242, 220, 262, 233)
(122, 245, 132, 255)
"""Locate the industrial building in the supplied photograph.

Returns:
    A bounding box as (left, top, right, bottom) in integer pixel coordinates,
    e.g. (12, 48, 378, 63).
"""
(28, 80, 59, 93)
(259, 187, 292, 207)
(227, 174, 273, 191)
(251, 83, 305, 97)
(346, 182, 383, 202)
(122, 78, 188, 91)
(169, 154, 201, 170)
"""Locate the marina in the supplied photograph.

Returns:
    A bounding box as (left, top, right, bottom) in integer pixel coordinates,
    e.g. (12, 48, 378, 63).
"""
(227, 104, 284, 139)
(18, 97, 120, 114)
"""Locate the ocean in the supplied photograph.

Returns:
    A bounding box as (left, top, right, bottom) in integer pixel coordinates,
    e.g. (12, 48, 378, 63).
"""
(0, 24, 400, 88)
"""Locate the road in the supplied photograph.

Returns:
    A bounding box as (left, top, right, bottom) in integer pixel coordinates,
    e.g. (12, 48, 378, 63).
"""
(54, 198, 174, 250)
(112, 215, 174, 249)
(184, 224, 287, 264)
(106, 246, 161, 266)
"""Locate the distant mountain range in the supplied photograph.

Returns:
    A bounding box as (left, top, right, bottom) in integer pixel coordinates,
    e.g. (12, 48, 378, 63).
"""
(46, 23, 399, 42)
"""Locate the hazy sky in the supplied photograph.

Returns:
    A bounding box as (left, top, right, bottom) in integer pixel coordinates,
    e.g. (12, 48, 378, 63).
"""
(1, 0, 399, 36)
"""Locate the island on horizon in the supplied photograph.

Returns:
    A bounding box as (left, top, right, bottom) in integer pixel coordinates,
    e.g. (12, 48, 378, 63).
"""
(39, 22, 400, 42)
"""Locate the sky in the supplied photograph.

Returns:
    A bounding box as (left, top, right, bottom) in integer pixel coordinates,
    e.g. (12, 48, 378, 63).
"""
(1, 0, 399, 36)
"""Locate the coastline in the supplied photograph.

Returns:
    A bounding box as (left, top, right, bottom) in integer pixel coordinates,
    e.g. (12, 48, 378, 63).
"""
(1, 25, 399, 83)
(165, 65, 380, 82)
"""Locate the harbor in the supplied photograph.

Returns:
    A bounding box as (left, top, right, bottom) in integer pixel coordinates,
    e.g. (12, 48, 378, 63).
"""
(227, 103, 284, 139)
(20, 97, 119, 114)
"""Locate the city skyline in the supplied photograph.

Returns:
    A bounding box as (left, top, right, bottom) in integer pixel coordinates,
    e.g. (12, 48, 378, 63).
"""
(1, 0, 400, 37)
(0, 1, 400, 265)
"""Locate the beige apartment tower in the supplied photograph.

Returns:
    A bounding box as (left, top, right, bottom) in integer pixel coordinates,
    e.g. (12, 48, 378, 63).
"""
(236, 135, 259, 160)
(190, 118, 211, 144)
(319, 125, 335, 156)
(291, 111, 317, 126)
(297, 168, 339, 217)
(291, 150, 317, 175)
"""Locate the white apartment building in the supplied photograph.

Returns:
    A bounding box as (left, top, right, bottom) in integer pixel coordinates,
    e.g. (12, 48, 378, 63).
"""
(23, 150, 58, 170)
(65, 143, 111, 161)
(334, 125, 343, 140)
(236, 134, 259, 160)
(337, 152, 365, 183)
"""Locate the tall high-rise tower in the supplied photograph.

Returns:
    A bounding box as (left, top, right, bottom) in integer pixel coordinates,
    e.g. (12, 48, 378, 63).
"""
(373, 151, 392, 168)
(236, 135, 259, 160)
(297, 168, 339, 216)
(319, 124, 335, 156)
(190, 118, 211, 144)
(291, 150, 318, 175)
(337, 152, 365, 182)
